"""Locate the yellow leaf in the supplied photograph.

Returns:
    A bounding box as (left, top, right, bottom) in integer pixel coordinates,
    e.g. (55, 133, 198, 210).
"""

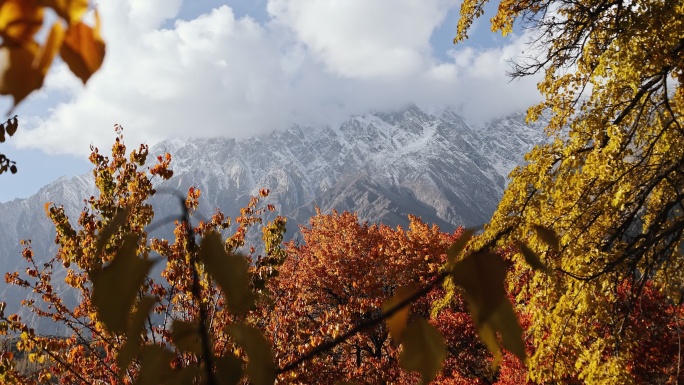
(171, 320, 203, 355)
(164, 367, 203, 385)
(91, 234, 153, 334)
(517, 241, 550, 273)
(34, 22, 65, 76)
(226, 323, 275, 385)
(451, 251, 526, 364)
(447, 228, 476, 265)
(43, 202, 53, 216)
(117, 296, 156, 377)
(489, 300, 526, 362)
(0, 0, 44, 43)
(41, 0, 88, 25)
(0, 42, 43, 110)
(215, 355, 243, 385)
(135, 346, 174, 385)
(532, 225, 560, 251)
(60, 10, 105, 84)
(200, 231, 256, 315)
(451, 251, 507, 324)
(38, 371, 51, 383)
(399, 318, 447, 384)
(475, 322, 502, 368)
(130, 296, 156, 337)
(382, 285, 416, 344)
(95, 206, 130, 257)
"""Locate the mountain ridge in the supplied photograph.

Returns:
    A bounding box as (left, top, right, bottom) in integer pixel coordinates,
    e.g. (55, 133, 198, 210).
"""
(0, 105, 547, 332)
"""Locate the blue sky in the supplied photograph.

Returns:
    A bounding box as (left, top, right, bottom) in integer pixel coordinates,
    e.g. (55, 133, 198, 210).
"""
(0, 0, 540, 202)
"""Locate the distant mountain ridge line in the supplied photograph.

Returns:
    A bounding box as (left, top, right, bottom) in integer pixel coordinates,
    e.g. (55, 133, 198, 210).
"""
(0, 105, 547, 333)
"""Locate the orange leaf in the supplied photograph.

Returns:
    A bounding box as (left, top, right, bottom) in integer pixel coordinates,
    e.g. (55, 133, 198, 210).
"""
(60, 10, 105, 84)
(41, 0, 88, 25)
(399, 318, 447, 383)
(0, 42, 44, 111)
(34, 22, 65, 76)
(43, 202, 53, 216)
(0, 0, 44, 43)
(451, 251, 507, 324)
(451, 251, 527, 366)
(382, 285, 416, 344)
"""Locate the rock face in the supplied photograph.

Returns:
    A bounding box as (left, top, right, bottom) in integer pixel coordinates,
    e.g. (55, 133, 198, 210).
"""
(0, 105, 546, 332)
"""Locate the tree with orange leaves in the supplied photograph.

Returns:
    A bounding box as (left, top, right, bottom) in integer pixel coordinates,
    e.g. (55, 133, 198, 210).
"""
(265, 210, 494, 384)
(0, 127, 287, 384)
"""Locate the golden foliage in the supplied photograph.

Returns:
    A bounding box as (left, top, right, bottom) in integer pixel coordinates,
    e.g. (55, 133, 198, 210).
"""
(454, 0, 684, 382)
(0, 0, 104, 112)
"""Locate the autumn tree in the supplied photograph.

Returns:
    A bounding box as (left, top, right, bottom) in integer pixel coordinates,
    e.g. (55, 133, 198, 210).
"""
(264, 210, 494, 384)
(0, 128, 287, 384)
(488, 248, 684, 384)
(452, 0, 684, 382)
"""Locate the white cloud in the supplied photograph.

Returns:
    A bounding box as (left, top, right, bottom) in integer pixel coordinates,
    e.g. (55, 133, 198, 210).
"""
(266, 0, 452, 78)
(14, 0, 542, 156)
(438, 36, 543, 122)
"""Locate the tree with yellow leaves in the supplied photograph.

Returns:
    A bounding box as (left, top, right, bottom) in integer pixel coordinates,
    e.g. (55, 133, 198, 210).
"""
(452, 0, 684, 382)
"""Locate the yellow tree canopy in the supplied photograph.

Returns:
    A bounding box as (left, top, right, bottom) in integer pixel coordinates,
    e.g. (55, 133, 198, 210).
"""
(457, 0, 684, 382)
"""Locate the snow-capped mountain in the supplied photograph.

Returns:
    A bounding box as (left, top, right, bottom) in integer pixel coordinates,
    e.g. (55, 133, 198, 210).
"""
(0, 105, 547, 332)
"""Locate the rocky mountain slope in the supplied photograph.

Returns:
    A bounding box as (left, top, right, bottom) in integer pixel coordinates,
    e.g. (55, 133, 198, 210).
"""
(0, 105, 547, 332)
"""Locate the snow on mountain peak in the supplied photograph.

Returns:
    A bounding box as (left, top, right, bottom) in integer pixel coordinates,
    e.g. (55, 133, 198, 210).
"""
(0, 105, 547, 333)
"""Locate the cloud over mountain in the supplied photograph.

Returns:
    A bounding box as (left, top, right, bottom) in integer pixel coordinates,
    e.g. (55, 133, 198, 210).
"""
(13, 0, 542, 156)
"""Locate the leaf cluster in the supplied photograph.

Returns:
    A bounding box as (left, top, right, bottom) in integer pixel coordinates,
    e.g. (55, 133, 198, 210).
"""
(0, 115, 17, 174)
(0, 0, 105, 112)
